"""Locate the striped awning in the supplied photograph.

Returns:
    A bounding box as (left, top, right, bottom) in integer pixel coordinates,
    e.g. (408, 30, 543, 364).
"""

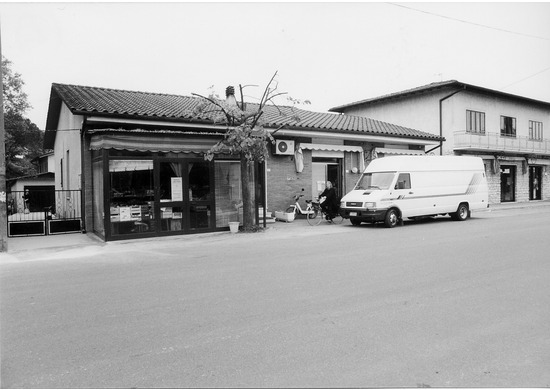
(90, 133, 219, 153)
(374, 147, 425, 156)
(298, 143, 363, 153)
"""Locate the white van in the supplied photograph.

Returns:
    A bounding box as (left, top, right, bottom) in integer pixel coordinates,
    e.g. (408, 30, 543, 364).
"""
(340, 156, 489, 227)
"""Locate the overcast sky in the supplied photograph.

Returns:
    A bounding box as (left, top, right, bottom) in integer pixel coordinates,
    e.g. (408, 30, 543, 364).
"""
(1, 1, 550, 130)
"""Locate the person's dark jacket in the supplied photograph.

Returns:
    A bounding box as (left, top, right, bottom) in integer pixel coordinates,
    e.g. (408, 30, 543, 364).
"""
(319, 187, 339, 214)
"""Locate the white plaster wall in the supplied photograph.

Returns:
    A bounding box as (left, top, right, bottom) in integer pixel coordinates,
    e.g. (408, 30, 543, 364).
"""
(10, 178, 55, 192)
(341, 93, 443, 136)
(341, 89, 550, 157)
(53, 103, 83, 190)
(47, 154, 56, 173)
(446, 92, 550, 139)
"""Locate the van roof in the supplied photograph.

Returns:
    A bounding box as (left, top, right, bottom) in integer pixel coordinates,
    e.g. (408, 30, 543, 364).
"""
(365, 156, 484, 172)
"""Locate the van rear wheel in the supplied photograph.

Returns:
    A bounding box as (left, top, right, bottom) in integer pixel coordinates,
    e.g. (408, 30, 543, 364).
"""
(384, 209, 400, 228)
(451, 203, 469, 221)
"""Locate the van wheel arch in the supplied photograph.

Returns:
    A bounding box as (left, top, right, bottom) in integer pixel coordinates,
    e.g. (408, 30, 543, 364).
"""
(451, 202, 469, 221)
(384, 208, 401, 228)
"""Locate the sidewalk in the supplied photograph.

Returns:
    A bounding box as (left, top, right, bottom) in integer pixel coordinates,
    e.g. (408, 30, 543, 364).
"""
(2, 200, 549, 259)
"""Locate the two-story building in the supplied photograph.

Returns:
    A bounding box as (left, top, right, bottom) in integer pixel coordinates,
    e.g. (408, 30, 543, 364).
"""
(330, 80, 550, 204)
(44, 83, 443, 241)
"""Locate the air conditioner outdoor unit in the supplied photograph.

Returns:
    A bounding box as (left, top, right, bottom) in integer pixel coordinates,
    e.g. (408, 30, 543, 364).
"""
(274, 140, 295, 155)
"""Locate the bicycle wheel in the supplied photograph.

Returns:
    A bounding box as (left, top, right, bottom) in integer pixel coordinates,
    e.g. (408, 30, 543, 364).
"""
(330, 212, 344, 224)
(307, 207, 322, 226)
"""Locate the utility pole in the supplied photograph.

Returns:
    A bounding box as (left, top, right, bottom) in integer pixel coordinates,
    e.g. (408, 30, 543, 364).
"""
(0, 22, 8, 252)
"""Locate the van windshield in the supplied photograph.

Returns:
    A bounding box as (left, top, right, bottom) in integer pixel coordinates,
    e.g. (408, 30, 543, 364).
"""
(354, 172, 396, 190)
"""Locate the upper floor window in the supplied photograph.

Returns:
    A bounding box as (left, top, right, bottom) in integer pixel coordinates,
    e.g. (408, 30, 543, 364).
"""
(529, 120, 543, 141)
(500, 116, 516, 137)
(466, 110, 485, 134)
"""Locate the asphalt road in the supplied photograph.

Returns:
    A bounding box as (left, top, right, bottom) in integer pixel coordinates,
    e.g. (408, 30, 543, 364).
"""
(1, 207, 549, 388)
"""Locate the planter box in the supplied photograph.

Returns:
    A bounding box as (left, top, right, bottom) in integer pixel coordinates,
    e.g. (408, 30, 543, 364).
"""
(274, 211, 295, 222)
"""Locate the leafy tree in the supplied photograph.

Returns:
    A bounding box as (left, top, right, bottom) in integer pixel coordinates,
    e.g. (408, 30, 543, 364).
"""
(2, 56, 44, 179)
(194, 72, 303, 232)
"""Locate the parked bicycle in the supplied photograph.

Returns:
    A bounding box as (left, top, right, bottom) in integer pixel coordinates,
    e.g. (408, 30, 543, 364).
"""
(285, 190, 343, 226)
(285, 191, 316, 217)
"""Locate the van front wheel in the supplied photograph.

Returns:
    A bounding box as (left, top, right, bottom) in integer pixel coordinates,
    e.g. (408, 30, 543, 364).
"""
(384, 209, 400, 228)
(451, 203, 469, 221)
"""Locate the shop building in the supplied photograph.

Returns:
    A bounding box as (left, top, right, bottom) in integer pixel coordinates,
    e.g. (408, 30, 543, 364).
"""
(44, 83, 443, 241)
(330, 80, 550, 205)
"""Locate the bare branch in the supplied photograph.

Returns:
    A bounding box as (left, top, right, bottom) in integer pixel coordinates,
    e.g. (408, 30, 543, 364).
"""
(257, 71, 279, 109)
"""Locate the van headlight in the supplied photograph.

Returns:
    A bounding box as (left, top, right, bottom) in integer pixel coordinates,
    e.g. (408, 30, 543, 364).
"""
(340, 201, 346, 208)
(365, 202, 376, 209)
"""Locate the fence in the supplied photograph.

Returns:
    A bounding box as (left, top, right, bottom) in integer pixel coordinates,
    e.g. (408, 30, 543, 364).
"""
(7, 189, 82, 237)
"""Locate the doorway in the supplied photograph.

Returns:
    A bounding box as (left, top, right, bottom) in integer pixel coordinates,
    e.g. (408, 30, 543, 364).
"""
(500, 165, 516, 202)
(156, 159, 214, 234)
(312, 158, 342, 198)
(529, 166, 542, 200)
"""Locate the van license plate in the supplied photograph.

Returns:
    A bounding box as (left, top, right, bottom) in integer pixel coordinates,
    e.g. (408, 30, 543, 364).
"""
(349, 212, 357, 216)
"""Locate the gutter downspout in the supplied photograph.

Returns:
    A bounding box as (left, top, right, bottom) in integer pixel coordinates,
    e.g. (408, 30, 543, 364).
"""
(439, 87, 466, 155)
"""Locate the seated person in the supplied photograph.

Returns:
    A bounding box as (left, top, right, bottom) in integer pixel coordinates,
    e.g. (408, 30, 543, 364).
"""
(319, 181, 339, 219)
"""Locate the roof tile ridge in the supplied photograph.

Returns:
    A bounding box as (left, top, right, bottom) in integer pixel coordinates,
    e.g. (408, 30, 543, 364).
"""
(53, 82, 200, 100)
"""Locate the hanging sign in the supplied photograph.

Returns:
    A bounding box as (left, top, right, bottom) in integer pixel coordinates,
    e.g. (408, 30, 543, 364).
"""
(171, 177, 183, 201)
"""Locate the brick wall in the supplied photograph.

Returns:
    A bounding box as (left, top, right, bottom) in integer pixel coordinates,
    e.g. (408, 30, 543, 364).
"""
(484, 160, 550, 204)
(343, 152, 362, 196)
(543, 166, 550, 201)
(265, 149, 367, 213)
(265, 149, 313, 213)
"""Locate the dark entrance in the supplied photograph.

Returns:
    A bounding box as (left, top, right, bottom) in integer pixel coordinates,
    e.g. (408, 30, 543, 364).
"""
(500, 165, 516, 202)
(157, 159, 214, 234)
(312, 158, 343, 198)
(529, 166, 542, 200)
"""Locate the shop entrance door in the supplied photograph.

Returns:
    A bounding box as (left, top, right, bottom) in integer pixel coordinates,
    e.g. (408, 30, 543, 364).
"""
(157, 159, 214, 234)
(529, 166, 542, 200)
(312, 159, 342, 199)
(500, 165, 516, 202)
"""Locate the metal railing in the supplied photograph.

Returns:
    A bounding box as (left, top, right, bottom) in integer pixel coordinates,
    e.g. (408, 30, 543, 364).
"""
(7, 190, 81, 222)
(454, 131, 550, 155)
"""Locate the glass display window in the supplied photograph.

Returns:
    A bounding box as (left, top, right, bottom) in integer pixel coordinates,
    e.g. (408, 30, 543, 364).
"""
(214, 161, 242, 227)
(109, 159, 155, 236)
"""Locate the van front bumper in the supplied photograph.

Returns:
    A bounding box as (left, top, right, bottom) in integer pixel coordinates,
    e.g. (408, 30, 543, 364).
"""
(341, 208, 387, 223)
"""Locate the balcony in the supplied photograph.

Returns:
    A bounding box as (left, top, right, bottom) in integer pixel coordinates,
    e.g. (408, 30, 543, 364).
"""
(454, 131, 550, 156)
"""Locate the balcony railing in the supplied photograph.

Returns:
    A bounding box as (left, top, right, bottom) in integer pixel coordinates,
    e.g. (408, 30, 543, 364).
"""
(454, 131, 550, 155)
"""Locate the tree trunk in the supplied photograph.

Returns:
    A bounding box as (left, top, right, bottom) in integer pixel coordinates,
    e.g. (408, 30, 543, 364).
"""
(240, 155, 256, 230)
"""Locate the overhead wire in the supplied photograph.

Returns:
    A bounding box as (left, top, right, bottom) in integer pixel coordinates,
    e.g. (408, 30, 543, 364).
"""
(500, 67, 550, 90)
(387, 2, 550, 95)
(387, 2, 550, 41)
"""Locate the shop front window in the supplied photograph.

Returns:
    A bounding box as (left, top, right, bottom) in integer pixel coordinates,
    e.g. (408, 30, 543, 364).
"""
(189, 162, 211, 201)
(159, 161, 184, 232)
(159, 162, 184, 202)
(92, 151, 104, 236)
(160, 206, 184, 232)
(189, 162, 212, 229)
(215, 161, 242, 227)
(109, 159, 155, 235)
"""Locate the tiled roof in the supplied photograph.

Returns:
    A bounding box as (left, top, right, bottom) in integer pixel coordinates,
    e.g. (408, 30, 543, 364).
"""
(329, 80, 550, 112)
(47, 83, 442, 141)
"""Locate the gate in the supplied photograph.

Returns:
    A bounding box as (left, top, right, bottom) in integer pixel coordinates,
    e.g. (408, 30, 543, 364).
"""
(7, 189, 82, 237)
